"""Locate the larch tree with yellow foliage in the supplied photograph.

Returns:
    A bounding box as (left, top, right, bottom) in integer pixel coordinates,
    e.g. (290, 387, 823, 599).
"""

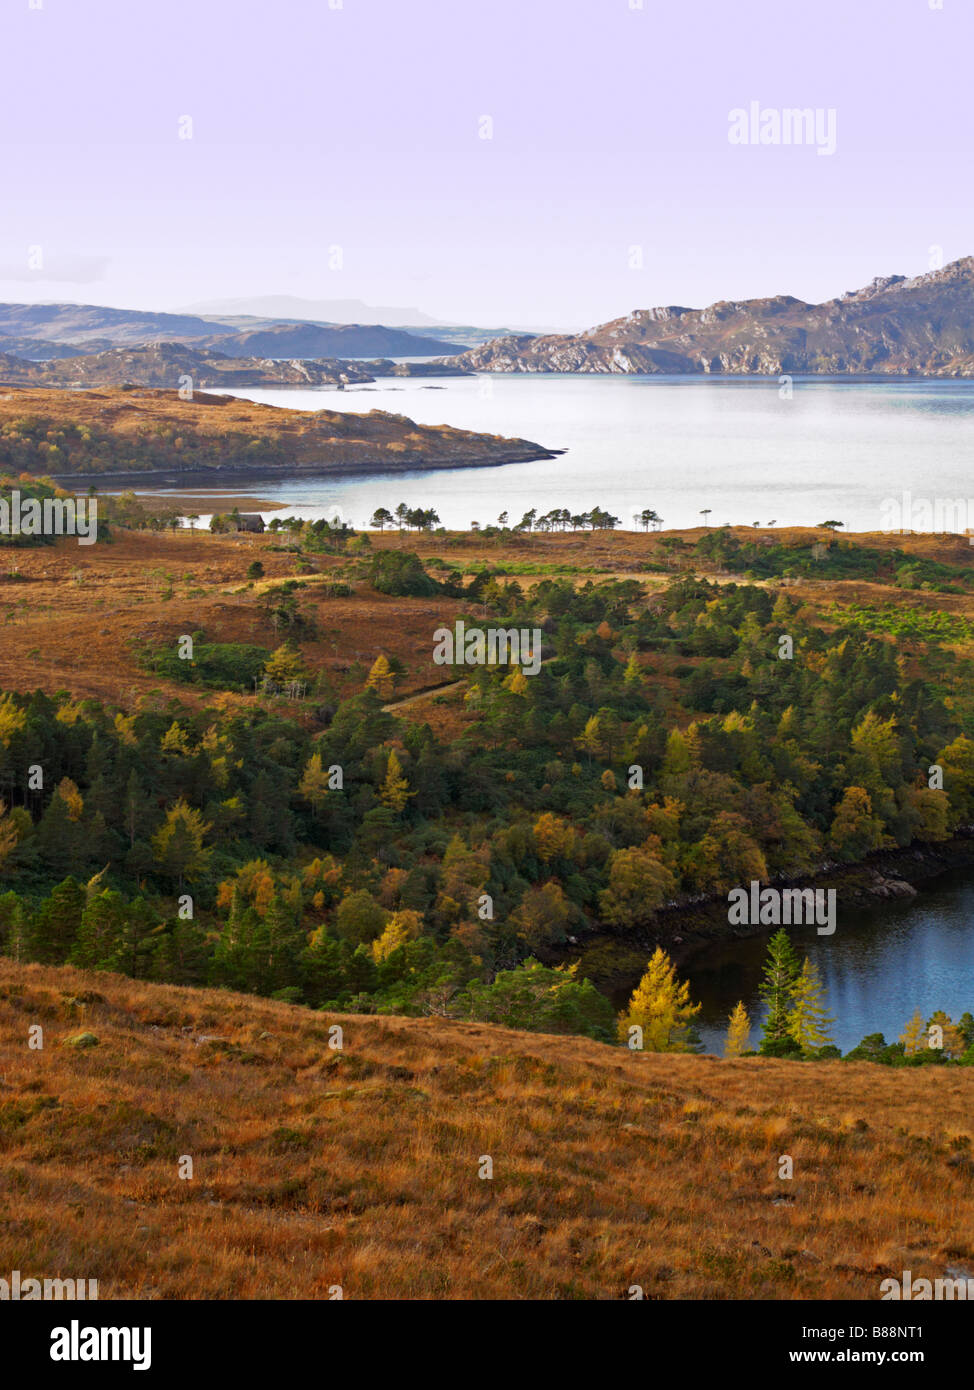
(366, 654, 396, 700)
(54, 777, 84, 822)
(379, 750, 414, 812)
(576, 715, 603, 761)
(724, 1001, 752, 1057)
(502, 668, 529, 697)
(263, 642, 310, 686)
(787, 958, 835, 1053)
(532, 812, 575, 865)
(299, 752, 332, 816)
(617, 946, 701, 1052)
(160, 722, 193, 756)
(371, 909, 422, 962)
(151, 800, 212, 891)
(900, 1009, 927, 1056)
(0, 800, 20, 873)
(925, 1010, 968, 1059)
(0, 693, 26, 748)
(623, 651, 644, 690)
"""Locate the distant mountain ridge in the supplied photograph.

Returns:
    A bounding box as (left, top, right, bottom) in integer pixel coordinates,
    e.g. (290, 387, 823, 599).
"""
(181, 294, 538, 345)
(0, 302, 466, 357)
(0, 342, 376, 389)
(195, 322, 462, 358)
(443, 257, 974, 376)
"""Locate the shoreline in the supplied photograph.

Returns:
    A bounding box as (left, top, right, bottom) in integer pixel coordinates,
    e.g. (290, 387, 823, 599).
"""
(49, 446, 565, 490)
(561, 830, 974, 992)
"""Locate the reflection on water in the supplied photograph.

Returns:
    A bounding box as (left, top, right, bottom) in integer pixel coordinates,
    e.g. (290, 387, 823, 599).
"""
(682, 870, 974, 1053)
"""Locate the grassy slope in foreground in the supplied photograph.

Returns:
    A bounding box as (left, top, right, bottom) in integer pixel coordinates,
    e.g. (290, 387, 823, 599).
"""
(0, 386, 557, 478)
(2, 960, 973, 1300)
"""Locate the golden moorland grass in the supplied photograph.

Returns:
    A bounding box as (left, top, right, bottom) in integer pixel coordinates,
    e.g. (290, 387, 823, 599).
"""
(0, 960, 972, 1301)
(2, 522, 972, 717)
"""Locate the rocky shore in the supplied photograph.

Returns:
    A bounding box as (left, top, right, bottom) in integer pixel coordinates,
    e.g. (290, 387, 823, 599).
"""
(560, 831, 974, 994)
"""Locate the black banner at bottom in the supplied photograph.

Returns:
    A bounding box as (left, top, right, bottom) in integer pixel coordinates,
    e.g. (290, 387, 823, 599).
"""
(1, 1296, 968, 1375)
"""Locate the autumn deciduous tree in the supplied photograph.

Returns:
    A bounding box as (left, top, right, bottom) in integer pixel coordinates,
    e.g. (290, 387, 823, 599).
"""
(623, 652, 643, 689)
(160, 723, 193, 756)
(532, 812, 575, 865)
(54, 777, 84, 821)
(936, 734, 974, 825)
(371, 909, 422, 962)
(264, 642, 310, 686)
(502, 669, 529, 697)
(0, 694, 26, 747)
(694, 810, 768, 894)
(379, 750, 413, 812)
(788, 957, 835, 1053)
(576, 715, 603, 761)
(599, 844, 676, 928)
(299, 752, 332, 816)
(829, 785, 886, 860)
(0, 800, 19, 873)
(724, 1000, 752, 1057)
(151, 800, 211, 890)
(335, 889, 387, 945)
(510, 881, 574, 949)
(617, 946, 701, 1052)
(366, 654, 395, 700)
(900, 1009, 927, 1056)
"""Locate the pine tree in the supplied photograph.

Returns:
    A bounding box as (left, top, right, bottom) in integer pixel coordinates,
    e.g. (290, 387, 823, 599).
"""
(71, 890, 129, 971)
(151, 918, 208, 986)
(123, 769, 148, 847)
(788, 958, 835, 1053)
(115, 896, 159, 978)
(6, 901, 32, 963)
(617, 946, 701, 1052)
(758, 929, 802, 1055)
(34, 791, 82, 880)
(724, 1000, 752, 1057)
(31, 877, 85, 964)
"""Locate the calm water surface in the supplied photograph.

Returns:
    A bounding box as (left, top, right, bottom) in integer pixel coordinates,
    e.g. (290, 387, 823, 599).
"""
(682, 870, 974, 1054)
(198, 374, 974, 533)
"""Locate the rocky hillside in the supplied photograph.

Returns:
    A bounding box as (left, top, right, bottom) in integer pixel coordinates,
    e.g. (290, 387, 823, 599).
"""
(445, 256, 974, 376)
(0, 343, 375, 389)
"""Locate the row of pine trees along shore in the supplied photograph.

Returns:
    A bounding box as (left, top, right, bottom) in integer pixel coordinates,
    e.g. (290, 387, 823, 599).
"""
(2, 549, 974, 1058)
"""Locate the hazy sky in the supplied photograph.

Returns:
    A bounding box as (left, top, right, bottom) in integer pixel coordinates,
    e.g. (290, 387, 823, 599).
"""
(2, 0, 972, 329)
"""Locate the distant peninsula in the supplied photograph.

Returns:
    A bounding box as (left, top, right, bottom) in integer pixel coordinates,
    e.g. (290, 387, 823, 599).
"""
(0, 386, 559, 481)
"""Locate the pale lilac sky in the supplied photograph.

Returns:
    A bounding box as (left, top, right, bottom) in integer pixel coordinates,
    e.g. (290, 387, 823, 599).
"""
(1, 0, 972, 329)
